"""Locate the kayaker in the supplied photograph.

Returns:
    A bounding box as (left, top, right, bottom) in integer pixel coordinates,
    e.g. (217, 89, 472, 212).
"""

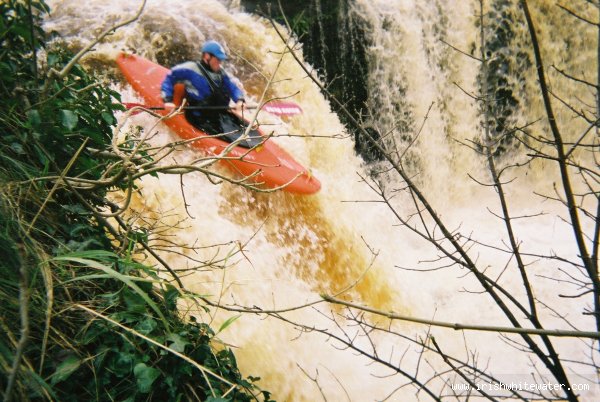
(160, 40, 246, 133)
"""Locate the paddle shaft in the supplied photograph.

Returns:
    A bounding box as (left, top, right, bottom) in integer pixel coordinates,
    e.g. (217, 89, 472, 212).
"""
(123, 101, 303, 116)
(126, 104, 249, 111)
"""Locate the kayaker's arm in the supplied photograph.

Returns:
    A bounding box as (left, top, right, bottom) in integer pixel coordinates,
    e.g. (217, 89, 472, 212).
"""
(160, 62, 212, 103)
(160, 71, 176, 103)
(222, 73, 245, 103)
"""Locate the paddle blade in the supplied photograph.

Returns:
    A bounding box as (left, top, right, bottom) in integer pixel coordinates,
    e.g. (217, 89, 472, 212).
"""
(261, 101, 303, 116)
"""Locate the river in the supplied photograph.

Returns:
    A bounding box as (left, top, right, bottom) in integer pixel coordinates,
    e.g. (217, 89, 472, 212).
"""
(44, 0, 599, 400)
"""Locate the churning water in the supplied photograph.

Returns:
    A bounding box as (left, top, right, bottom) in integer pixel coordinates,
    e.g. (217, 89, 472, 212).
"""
(45, 0, 599, 400)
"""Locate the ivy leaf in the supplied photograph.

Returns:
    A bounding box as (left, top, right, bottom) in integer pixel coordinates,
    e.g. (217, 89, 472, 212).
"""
(167, 333, 190, 353)
(27, 109, 41, 128)
(111, 351, 134, 377)
(122, 288, 147, 314)
(47, 52, 60, 67)
(135, 317, 158, 335)
(10, 142, 24, 154)
(164, 284, 180, 311)
(50, 355, 81, 385)
(101, 111, 115, 125)
(60, 110, 79, 131)
(133, 362, 160, 393)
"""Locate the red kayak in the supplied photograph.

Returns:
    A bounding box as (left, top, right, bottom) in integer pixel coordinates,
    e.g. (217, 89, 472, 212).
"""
(116, 52, 320, 194)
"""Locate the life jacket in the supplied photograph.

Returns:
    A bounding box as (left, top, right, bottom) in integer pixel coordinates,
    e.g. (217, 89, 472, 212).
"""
(181, 61, 232, 133)
(195, 61, 230, 107)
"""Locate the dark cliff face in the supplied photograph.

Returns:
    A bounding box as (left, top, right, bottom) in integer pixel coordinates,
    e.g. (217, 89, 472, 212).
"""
(240, 0, 384, 162)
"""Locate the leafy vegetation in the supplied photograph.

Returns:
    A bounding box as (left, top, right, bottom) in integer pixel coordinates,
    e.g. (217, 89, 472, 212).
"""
(0, 1, 271, 401)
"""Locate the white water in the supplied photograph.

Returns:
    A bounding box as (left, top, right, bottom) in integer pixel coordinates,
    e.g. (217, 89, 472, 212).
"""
(45, 0, 599, 400)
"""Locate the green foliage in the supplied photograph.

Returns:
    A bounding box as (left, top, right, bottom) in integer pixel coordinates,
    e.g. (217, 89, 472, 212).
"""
(0, 1, 272, 401)
(2, 2, 120, 182)
(46, 252, 264, 402)
(1, 0, 122, 255)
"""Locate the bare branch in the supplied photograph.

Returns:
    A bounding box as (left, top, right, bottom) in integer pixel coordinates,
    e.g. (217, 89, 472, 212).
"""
(322, 295, 600, 339)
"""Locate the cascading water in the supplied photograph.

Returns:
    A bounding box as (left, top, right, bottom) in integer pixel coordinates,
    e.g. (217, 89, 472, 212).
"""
(45, 0, 599, 400)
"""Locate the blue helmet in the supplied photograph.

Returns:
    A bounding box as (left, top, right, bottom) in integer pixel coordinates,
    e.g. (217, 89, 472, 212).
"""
(201, 40, 228, 61)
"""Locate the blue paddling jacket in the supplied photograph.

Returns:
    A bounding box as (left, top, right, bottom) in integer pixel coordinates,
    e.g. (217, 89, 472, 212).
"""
(160, 60, 244, 120)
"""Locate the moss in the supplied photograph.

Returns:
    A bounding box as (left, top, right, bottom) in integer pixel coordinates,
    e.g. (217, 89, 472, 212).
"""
(241, 0, 384, 161)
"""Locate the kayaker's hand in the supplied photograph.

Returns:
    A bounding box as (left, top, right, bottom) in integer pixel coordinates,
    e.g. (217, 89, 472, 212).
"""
(163, 102, 175, 110)
(234, 99, 245, 113)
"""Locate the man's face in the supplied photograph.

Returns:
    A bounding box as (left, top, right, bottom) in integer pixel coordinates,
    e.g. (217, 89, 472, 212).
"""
(204, 53, 221, 72)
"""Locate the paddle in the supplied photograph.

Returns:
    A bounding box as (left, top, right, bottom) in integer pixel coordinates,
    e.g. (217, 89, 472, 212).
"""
(123, 100, 303, 117)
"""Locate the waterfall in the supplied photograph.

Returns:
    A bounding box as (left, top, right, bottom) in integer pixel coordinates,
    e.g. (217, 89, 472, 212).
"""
(45, 0, 599, 400)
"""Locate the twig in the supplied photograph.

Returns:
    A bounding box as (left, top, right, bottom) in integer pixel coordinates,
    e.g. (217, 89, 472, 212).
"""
(26, 139, 88, 234)
(4, 251, 30, 402)
(322, 295, 600, 339)
(45, 0, 147, 88)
